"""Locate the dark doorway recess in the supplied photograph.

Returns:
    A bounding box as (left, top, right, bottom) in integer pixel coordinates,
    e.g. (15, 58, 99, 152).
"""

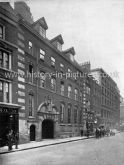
(30, 125, 35, 141)
(42, 119, 54, 139)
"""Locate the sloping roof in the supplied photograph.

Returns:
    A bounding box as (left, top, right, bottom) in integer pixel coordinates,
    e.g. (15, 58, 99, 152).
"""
(33, 17, 48, 30)
(63, 47, 75, 55)
(50, 34, 64, 44)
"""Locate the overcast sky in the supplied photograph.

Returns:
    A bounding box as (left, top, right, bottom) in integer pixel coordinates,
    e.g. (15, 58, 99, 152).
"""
(28, 0, 124, 97)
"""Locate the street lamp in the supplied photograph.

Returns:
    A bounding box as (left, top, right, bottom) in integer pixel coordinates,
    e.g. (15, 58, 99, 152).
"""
(9, 115, 13, 131)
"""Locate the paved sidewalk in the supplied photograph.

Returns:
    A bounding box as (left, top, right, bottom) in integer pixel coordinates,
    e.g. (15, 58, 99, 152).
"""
(0, 136, 93, 155)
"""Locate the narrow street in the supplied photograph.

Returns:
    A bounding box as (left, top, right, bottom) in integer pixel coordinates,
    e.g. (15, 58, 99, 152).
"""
(0, 133, 124, 165)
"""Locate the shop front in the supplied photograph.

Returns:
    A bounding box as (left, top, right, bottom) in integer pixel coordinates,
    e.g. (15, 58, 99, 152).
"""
(0, 103, 20, 147)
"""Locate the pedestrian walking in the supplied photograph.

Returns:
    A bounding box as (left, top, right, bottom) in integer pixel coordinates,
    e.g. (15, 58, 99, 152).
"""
(80, 129, 83, 137)
(95, 128, 99, 139)
(7, 129, 13, 151)
(87, 129, 90, 138)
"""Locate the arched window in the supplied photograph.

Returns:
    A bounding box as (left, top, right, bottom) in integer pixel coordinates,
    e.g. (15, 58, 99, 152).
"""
(74, 107, 78, 124)
(51, 77, 56, 91)
(28, 64, 33, 83)
(67, 105, 71, 124)
(60, 103, 65, 123)
(28, 93, 34, 117)
(74, 88, 78, 101)
(40, 71, 45, 88)
(68, 85, 72, 98)
(60, 81, 64, 96)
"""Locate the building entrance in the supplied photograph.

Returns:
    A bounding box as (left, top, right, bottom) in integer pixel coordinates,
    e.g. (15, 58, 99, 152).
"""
(42, 119, 54, 139)
(30, 125, 36, 141)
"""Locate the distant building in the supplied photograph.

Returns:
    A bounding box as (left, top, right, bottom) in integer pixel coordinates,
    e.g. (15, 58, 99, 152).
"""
(90, 68, 120, 128)
(120, 97, 124, 125)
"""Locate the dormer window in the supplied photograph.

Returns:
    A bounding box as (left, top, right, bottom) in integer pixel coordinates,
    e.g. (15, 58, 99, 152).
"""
(69, 53, 74, 62)
(51, 35, 64, 51)
(39, 26, 46, 38)
(57, 42, 62, 51)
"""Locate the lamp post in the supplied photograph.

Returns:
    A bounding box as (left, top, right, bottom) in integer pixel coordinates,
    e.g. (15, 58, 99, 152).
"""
(9, 114, 13, 131)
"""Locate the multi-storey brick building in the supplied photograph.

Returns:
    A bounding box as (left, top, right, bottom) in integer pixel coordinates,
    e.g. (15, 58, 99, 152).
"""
(0, 2, 21, 146)
(91, 68, 120, 128)
(80, 62, 102, 131)
(0, 2, 96, 144)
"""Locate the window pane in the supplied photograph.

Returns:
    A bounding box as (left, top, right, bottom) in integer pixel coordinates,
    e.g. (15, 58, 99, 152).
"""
(29, 65, 33, 83)
(39, 26, 46, 38)
(0, 25, 3, 38)
(68, 85, 72, 98)
(60, 104, 64, 123)
(4, 82, 9, 103)
(29, 41, 33, 54)
(51, 78, 56, 91)
(0, 51, 3, 67)
(40, 49, 45, 60)
(68, 105, 71, 123)
(4, 52, 9, 69)
(40, 72, 45, 88)
(0, 81, 3, 102)
(60, 81, 64, 95)
(51, 57, 55, 66)
(29, 94, 34, 116)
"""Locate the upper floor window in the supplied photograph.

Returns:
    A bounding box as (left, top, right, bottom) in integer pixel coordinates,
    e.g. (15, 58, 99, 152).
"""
(51, 77, 56, 91)
(60, 63, 64, 73)
(67, 68, 72, 78)
(67, 105, 71, 124)
(40, 49, 45, 60)
(29, 41, 33, 54)
(57, 42, 62, 51)
(0, 50, 11, 70)
(0, 80, 10, 103)
(74, 108, 78, 124)
(68, 68, 71, 73)
(79, 92, 83, 102)
(40, 72, 45, 88)
(60, 103, 65, 123)
(79, 109, 82, 124)
(86, 86, 90, 95)
(74, 89, 78, 101)
(51, 57, 55, 67)
(39, 26, 46, 38)
(69, 53, 74, 62)
(0, 25, 5, 39)
(28, 93, 34, 117)
(28, 64, 33, 83)
(60, 81, 64, 96)
(68, 85, 72, 98)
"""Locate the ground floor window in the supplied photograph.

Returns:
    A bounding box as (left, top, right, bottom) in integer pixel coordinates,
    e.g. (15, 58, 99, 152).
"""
(0, 80, 10, 103)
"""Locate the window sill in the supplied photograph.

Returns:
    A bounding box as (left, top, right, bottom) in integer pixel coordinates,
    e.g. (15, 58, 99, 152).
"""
(0, 66, 12, 72)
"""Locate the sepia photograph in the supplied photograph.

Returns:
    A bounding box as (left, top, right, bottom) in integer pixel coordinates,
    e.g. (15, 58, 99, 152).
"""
(0, 0, 124, 164)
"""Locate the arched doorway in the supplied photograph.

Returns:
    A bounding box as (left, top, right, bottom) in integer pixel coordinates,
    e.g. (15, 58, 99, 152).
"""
(30, 125, 35, 141)
(42, 119, 54, 139)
